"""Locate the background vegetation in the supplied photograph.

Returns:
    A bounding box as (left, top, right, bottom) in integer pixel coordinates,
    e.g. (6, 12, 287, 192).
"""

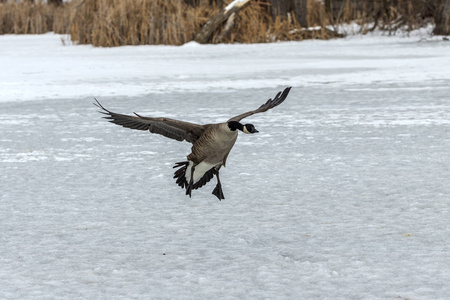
(0, 0, 448, 46)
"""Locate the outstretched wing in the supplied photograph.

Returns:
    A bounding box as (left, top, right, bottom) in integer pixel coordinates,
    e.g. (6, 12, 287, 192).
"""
(228, 87, 292, 122)
(94, 99, 205, 144)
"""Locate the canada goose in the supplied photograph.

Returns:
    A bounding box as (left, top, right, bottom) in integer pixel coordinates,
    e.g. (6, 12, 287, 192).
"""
(95, 87, 291, 200)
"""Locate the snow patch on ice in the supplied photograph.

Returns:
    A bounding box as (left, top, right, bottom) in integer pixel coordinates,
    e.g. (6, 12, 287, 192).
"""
(181, 41, 202, 47)
(61, 137, 103, 142)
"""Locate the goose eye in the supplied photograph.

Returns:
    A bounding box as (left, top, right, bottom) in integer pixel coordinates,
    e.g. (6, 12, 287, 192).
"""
(245, 124, 258, 134)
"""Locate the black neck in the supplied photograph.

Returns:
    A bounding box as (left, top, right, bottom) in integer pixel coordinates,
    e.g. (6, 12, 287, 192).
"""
(228, 121, 244, 131)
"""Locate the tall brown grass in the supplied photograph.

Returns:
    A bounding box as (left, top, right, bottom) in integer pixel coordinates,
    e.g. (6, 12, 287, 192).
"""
(0, 1, 55, 34)
(68, 0, 215, 46)
(67, 0, 341, 46)
(0, 0, 446, 46)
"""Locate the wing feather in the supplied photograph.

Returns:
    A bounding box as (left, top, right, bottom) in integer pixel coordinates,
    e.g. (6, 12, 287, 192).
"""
(228, 87, 292, 122)
(94, 99, 205, 144)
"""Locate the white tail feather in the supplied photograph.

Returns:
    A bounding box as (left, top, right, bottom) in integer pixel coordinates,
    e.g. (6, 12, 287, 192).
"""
(185, 161, 215, 184)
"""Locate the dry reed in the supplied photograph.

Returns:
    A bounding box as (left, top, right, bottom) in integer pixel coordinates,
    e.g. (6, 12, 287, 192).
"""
(0, 1, 56, 34)
(68, 0, 215, 46)
(0, 0, 445, 46)
(68, 0, 329, 45)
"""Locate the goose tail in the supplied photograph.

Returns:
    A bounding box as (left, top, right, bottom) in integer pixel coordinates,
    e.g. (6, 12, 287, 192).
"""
(173, 161, 216, 193)
(173, 161, 189, 189)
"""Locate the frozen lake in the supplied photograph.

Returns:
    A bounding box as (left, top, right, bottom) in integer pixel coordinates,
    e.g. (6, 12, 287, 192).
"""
(1, 32, 450, 299)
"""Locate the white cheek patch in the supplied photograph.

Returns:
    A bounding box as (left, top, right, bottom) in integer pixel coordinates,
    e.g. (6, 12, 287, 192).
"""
(243, 126, 250, 134)
(185, 161, 215, 184)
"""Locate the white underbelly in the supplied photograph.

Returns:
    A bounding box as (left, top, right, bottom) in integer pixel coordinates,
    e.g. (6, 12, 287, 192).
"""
(185, 161, 216, 184)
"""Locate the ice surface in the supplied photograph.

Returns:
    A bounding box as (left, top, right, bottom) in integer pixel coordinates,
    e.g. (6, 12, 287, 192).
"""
(1, 31, 449, 103)
(1, 33, 450, 299)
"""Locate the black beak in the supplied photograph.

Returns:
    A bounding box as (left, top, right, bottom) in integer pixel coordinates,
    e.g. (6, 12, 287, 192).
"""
(253, 129, 259, 133)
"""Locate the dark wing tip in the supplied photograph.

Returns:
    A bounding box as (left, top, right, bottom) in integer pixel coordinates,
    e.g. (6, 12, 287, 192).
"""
(258, 86, 292, 110)
(133, 112, 147, 119)
(275, 86, 291, 105)
(278, 86, 292, 100)
(228, 86, 292, 122)
(282, 86, 292, 97)
(273, 86, 291, 105)
(93, 98, 111, 113)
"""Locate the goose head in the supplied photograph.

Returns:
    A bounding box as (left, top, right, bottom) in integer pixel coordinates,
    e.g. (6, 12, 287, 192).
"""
(227, 121, 259, 134)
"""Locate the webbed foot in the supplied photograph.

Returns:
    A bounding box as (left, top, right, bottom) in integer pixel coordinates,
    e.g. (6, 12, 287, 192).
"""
(212, 183, 225, 200)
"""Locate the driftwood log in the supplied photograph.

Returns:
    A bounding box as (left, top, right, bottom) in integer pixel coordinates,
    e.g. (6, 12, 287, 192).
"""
(194, 0, 252, 44)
